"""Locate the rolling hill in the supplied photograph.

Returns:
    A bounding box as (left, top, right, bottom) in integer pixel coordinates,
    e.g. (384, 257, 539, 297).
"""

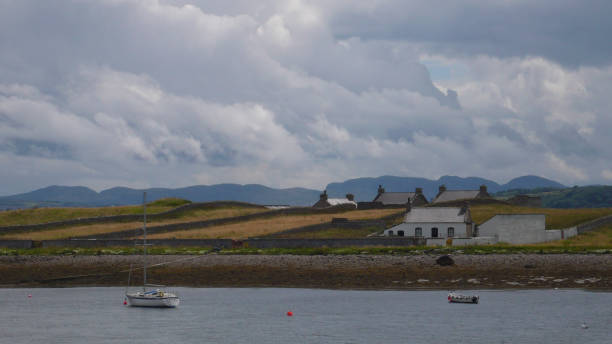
(324, 175, 565, 201)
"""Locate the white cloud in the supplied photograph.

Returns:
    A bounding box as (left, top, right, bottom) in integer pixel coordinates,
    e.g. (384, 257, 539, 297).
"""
(0, 0, 611, 195)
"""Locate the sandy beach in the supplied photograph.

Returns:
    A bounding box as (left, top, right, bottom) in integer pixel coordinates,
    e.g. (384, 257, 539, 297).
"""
(1, 254, 611, 289)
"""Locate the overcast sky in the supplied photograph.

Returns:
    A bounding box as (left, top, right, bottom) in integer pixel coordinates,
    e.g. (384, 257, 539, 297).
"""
(1, 0, 611, 195)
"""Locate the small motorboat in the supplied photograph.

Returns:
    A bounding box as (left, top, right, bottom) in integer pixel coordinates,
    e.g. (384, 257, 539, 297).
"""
(448, 292, 479, 304)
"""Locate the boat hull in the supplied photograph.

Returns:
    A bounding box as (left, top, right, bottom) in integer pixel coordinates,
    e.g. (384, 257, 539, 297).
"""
(126, 294, 180, 308)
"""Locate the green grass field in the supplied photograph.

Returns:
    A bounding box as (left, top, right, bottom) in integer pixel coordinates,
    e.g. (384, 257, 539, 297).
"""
(1, 201, 611, 246)
(540, 225, 612, 247)
(0, 198, 192, 226)
(2, 244, 610, 256)
(469, 204, 612, 228)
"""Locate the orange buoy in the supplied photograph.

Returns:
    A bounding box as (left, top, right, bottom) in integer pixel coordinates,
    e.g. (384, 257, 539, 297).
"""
(286, 311, 293, 317)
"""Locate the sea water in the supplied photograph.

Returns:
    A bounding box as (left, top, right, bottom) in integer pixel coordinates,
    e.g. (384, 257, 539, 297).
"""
(1, 288, 610, 343)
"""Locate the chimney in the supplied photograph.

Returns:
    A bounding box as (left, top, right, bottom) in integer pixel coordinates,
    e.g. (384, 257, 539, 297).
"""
(406, 199, 412, 213)
(415, 187, 423, 194)
(346, 193, 354, 201)
(320, 190, 328, 201)
(480, 185, 487, 193)
(377, 184, 385, 195)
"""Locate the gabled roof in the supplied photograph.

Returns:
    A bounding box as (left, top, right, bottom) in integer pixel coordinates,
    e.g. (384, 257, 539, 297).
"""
(432, 190, 480, 203)
(373, 192, 415, 205)
(404, 207, 468, 223)
(326, 198, 357, 207)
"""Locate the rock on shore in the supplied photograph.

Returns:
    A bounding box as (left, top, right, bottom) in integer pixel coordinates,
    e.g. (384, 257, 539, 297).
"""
(1, 254, 611, 289)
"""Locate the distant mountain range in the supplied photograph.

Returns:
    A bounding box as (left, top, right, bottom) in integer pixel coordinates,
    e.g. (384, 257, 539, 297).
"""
(0, 175, 567, 209)
(0, 184, 321, 209)
(495, 185, 612, 209)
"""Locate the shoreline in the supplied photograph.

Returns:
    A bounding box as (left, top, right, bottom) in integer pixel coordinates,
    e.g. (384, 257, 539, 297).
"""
(1, 254, 611, 290)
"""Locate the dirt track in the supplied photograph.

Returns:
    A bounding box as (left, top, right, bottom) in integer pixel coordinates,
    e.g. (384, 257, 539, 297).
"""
(1, 254, 611, 289)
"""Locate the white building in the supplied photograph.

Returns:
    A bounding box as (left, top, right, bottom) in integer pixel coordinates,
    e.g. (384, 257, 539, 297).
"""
(477, 214, 576, 244)
(312, 190, 357, 208)
(384, 206, 473, 238)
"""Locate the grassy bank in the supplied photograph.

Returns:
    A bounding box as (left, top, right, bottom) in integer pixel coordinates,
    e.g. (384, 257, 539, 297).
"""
(470, 204, 612, 228)
(2, 244, 611, 257)
(3, 202, 612, 244)
(539, 225, 612, 247)
(0, 205, 269, 240)
(0, 198, 192, 226)
(147, 209, 402, 239)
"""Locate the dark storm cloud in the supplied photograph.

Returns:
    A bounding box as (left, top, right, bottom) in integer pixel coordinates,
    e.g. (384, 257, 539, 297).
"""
(326, 0, 612, 67)
(1, 139, 73, 160)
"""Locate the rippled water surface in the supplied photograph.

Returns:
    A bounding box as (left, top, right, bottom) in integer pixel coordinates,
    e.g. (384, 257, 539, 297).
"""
(1, 288, 611, 343)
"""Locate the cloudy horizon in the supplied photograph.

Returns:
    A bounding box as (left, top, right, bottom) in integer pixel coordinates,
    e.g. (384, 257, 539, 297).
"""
(1, 0, 611, 196)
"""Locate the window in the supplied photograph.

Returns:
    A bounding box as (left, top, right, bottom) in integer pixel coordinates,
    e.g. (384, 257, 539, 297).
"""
(388, 230, 393, 236)
(397, 230, 405, 237)
(415, 227, 422, 237)
(431, 227, 438, 238)
(447, 227, 455, 237)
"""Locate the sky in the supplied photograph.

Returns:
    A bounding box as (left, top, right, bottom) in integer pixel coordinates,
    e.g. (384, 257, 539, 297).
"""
(1, 0, 611, 195)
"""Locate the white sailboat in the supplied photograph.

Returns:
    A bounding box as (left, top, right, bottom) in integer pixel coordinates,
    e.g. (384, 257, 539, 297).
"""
(125, 192, 180, 308)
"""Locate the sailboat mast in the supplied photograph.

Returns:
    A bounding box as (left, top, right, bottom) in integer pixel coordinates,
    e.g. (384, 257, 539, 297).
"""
(143, 191, 147, 290)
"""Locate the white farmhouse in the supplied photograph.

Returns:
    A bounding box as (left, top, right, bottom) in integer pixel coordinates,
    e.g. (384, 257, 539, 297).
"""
(384, 206, 473, 238)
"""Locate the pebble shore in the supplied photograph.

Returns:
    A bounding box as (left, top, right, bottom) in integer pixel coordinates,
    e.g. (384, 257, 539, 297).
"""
(1, 254, 611, 289)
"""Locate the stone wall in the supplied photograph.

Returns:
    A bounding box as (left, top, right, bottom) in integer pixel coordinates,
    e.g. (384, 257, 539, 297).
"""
(32, 238, 424, 248)
(76, 204, 362, 239)
(41, 239, 234, 248)
(0, 203, 360, 239)
(0, 201, 264, 234)
(428, 198, 508, 207)
(262, 220, 386, 238)
(545, 227, 578, 241)
(245, 237, 425, 248)
(576, 214, 612, 234)
(507, 195, 542, 207)
(0, 240, 33, 248)
(449, 237, 498, 246)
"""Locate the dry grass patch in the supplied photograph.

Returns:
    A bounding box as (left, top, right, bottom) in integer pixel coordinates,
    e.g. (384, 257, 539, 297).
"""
(155, 207, 267, 223)
(278, 227, 382, 239)
(0, 207, 267, 240)
(0, 204, 180, 227)
(470, 204, 612, 229)
(148, 209, 402, 239)
(539, 225, 612, 247)
(0, 221, 148, 240)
